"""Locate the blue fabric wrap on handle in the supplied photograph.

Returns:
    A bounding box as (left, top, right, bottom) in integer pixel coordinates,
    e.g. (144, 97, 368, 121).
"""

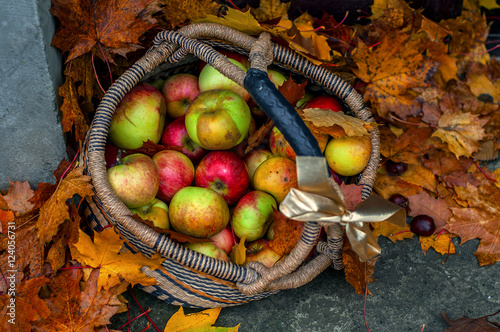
(244, 68, 323, 158)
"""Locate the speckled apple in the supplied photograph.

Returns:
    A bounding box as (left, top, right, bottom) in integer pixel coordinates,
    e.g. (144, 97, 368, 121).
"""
(232, 191, 277, 241)
(324, 135, 372, 176)
(252, 156, 298, 204)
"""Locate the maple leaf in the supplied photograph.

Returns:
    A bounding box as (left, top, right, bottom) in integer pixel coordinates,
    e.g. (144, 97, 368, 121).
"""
(70, 227, 165, 290)
(446, 183, 500, 265)
(398, 161, 438, 193)
(159, 0, 219, 29)
(268, 207, 304, 256)
(442, 309, 500, 331)
(59, 71, 89, 141)
(379, 124, 433, 165)
(340, 183, 363, 211)
(277, 76, 307, 106)
(373, 172, 423, 200)
(406, 191, 452, 232)
(419, 232, 455, 256)
(431, 112, 488, 158)
(342, 240, 378, 295)
(0, 276, 50, 332)
(251, 0, 290, 22)
(3, 180, 35, 216)
(466, 73, 500, 104)
(301, 108, 374, 137)
(164, 306, 240, 332)
(230, 236, 247, 266)
(36, 166, 94, 245)
(31, 268, 127, 332)
(371, 220, 414, 243)
(50, 0, 162, 63)
(245, 118, 274, 154)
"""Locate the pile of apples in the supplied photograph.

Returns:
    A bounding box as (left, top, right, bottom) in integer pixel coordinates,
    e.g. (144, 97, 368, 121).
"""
(104, 50, 372, 267)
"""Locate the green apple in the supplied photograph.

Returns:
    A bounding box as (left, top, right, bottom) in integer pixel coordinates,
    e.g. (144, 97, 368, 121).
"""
(130, 198, 169, 229)
(169, 186, 230, 238)
(107, 153, 159, 208)
(184, 242, 230, 262)
(324, 135, 372, 176)
(198, 58, 250, 101)
(108, 83, 167, 149)
(232, 191, 277, 242)
(252, 156, 298, 204)
(185, 89, 251, 150)
(268, 69, 287, 88)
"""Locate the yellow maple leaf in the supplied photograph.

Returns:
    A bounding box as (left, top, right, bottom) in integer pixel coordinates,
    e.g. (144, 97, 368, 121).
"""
(399, 161, 438, 193)
(419, 232, 456, 256)
(36, 167, 94, 245)
(431, 112, 488, 158)
(464, 0, 500, 10)
(70, 227, 165, 291)
(251, 0, 290, 22)
(466, 73, 500, 103)
(230, 235, 247, 266)
(196, 8, 264, 36)
(164, 306, 240, 332)
(371, 220, 415, 243)
(301, 108, 373, 136)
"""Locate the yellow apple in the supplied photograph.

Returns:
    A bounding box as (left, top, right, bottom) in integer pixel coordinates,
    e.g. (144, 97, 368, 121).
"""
(324, 135, 372, 176)
(252, 156, 298, 204)
(130, 198, 169, 229)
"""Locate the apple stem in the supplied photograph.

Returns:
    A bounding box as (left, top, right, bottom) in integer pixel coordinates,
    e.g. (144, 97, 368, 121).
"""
(128, 285, 162, 332)
(473, 161, 497, 183)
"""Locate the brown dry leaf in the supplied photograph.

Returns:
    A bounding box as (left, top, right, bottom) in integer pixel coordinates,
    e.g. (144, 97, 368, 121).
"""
(373, 172, 423, 200)
(431, 112, 488, 158)
(342, 240, 378, 295)
(50, 0, 162, 63)
(125, 139, 168, 157)
(340, 183, 363, 211)
(406, 191, 452, 232)
(372, 220, 414, 243)
(447, 183, 500, 265)
(230, 236, 247, 266)
(31, 268, 127, 332)
(277, 76, 307, 106)
(163, 228, 211, 244)
(466, 73, 500, 104)
(37, 167, 94, 245)
(420, 232, 455, 256)
(301, 108, 373, 137)
(0, 209, 14, 234)
(421, 148, 477, 188)
(379, 124, 433, 165)
(442, 309, 500, 331)
(164, 306, 240, 332)
(59, 73, 89, 142)
(70, 227, 165, 290)
(3, 180, 35, 216)
(245, 119, 274, 154)
(160, 0, 219, 29)
(399, 161, 438, 193)
(251, 0, 290, 22)
(268, 207, 304, 256)
(0, 276, 50, 332)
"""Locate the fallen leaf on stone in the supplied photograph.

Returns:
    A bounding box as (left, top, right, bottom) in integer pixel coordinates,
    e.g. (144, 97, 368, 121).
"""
(164, 306, 240, 331)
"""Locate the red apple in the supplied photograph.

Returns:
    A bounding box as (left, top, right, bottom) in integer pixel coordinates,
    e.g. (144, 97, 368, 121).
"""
(104, 142, 126, 168)
(184, 242, 230, 262)
(244, 147, 274, 184)
(152, 150, 195, 202)
(231, 191, 277, 241)
(169, 186, 230, 238)
(245, 239, 282, 268)
(185, 89, 251, 150)
(160, 117, 207, 164)
(303, 94, 345, 113)
(210, 225, 237, 255)
(130, 198, 169, 229)
(161, 74, 200, 119)
(108, 83, 167, 149)
(324, 135, 372, 176)
(198, 59, 250, 101)
(252, 156, 298, 204)
(195, 151, 249, 205)
(107, 153, 159, 208)
(295, 91, 314, 108)
(269, 125, 329, 160)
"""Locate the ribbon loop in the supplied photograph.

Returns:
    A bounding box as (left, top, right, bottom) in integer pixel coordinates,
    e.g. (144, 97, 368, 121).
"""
(280, 156, 406, 262)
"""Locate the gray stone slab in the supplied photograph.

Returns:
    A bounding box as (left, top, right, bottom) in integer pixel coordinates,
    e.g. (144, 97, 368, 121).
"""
(110, 237, 500, 331)
(0, 0, 66, 191)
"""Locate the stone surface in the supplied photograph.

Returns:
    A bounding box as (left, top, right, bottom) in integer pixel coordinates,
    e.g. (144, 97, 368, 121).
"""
(110, 237, 500, 331)
(0, 0, 66, 191)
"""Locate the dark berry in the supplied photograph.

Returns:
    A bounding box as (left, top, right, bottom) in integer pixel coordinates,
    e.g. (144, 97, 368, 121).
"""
(410, 215, 436, 236)
(389, 193, 410, 214)
(331, 170, 342, 185)
(386, 160, 408, 176)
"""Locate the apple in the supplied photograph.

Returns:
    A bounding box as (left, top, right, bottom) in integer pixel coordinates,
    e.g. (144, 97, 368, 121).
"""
(160, 117, 207, 164)
(245, 239, 282, 268)
(104, 142, 126, 168)
(195, 150, 249, 205)
(303, 94, 346, 113)
(267, 69, 287, 88)
(185, 89, 251, 150)
(184, 242, 230, 262)
(199, 49, 250, 72)
(252, 156, 298, 204)
(244, 147, 274, 184)
(295, 91, 314, 108)
(130, 198, 169, 229)
(107, 153, 159, 208)
(108, 83, 167, 149)
(169, 186, 230, 238)
(231, 191, 277, 241)
(198, 58, 250, 101)
(269, 125, 329, 160)
(152, 150, 194, 202)
(324, 135, 372, 176)
(161, 74, 200, 119)
(266, 221, 275, 240)
(209, 225, 237, 255)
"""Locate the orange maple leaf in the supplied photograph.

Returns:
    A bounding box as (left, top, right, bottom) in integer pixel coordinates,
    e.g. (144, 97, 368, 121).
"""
(3, 180, 35, 216)
(268, 207, 304, 256)
(342, 239, 378, 295)
(447, 183, 500, 265)
(406, 191, 452, 232)
(164, 306, 240, 331)
(50, 0, 162, 63)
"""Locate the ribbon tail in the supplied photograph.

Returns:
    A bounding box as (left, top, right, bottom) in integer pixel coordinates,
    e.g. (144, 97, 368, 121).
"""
(345, 222, 381, 262)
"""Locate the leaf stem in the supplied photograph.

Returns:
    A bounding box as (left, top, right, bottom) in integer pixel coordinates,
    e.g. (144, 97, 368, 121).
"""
(91, 53, 106, 94)
(116, 308, 152, 330)
(128, 286, 162, 332)
(389, 114, 438, 129)
(473, 161, 497, 183)
(335, 11, 349, 28)
(98, 42, 113, 85)
(363, 264, 371, 332)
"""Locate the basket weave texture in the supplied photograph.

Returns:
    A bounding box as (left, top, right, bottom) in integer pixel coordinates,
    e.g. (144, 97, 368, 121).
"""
(81, 23, 380, 308)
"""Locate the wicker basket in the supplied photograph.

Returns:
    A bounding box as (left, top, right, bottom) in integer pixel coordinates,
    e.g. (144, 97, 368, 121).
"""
(80, 23, 381, 308)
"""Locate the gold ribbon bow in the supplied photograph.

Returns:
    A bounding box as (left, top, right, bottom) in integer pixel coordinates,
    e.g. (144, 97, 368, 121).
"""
(280, 156, 406, 262)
